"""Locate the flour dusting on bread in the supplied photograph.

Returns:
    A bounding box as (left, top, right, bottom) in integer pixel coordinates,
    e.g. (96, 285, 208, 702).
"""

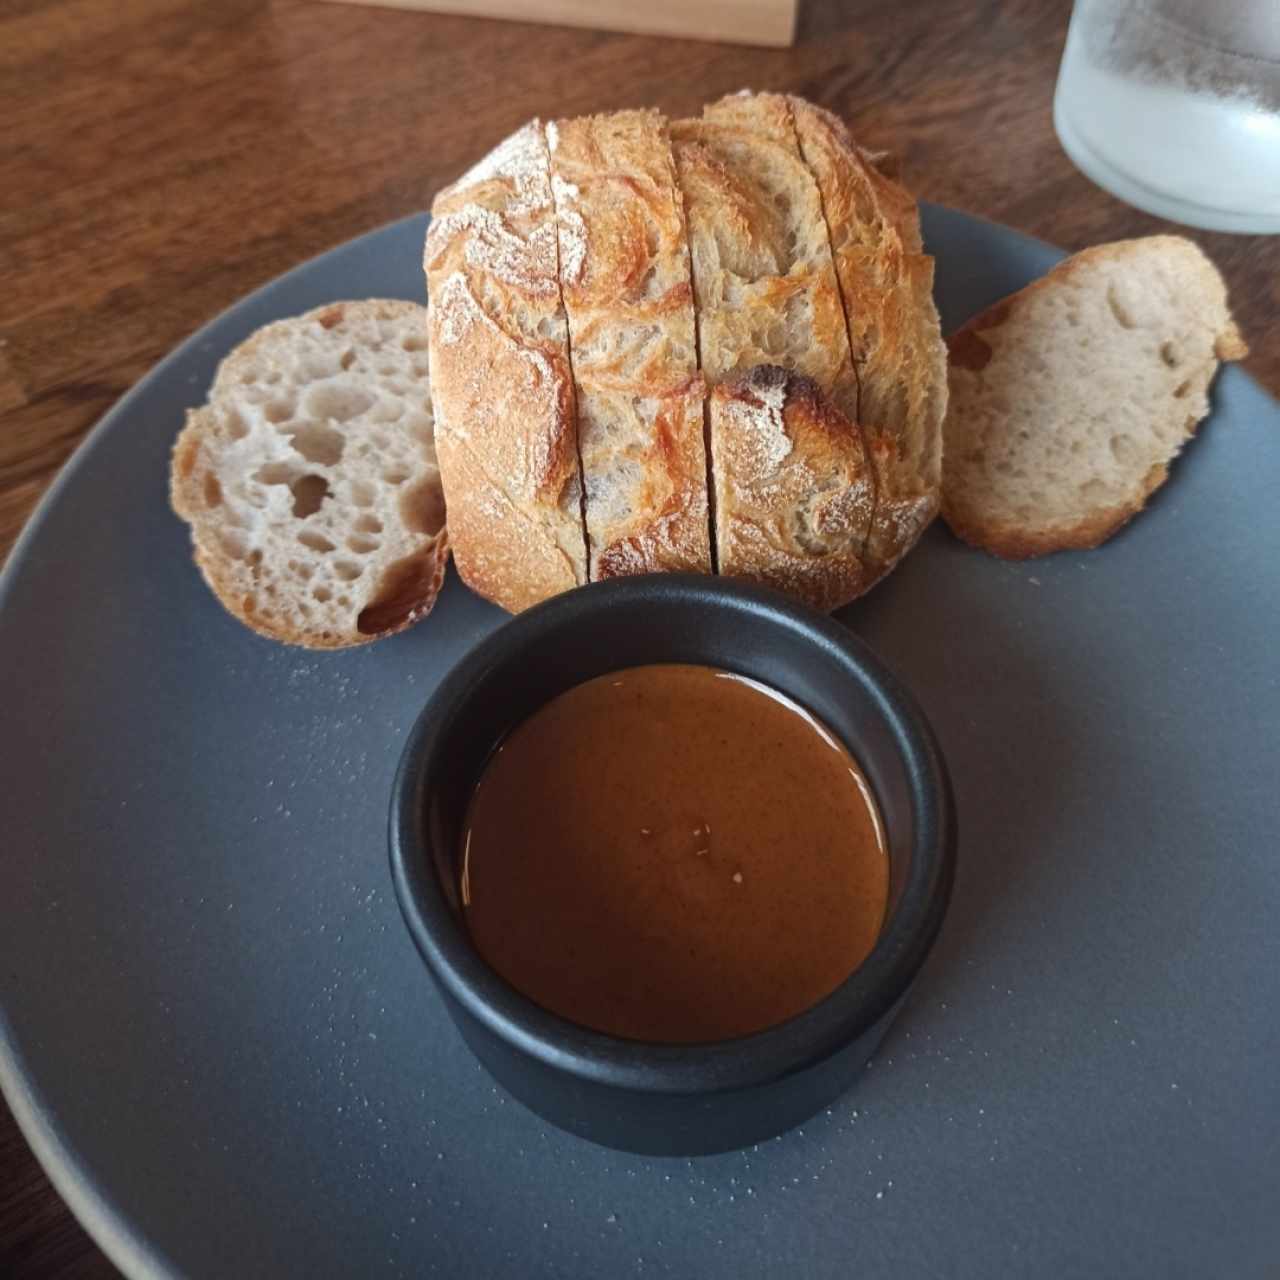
(426, 117, 589, 610)
(721, 364, 792, 477)
(548, 172, 587, 286)
(426, 206, 559, 297)
(673, 93, 882, 609)
(711, 366, 874, 612)
(548, 108, 711, 580)
(447, 121, 551, 216)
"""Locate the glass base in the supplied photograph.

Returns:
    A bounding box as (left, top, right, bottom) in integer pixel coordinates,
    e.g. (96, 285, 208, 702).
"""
(1054, 94, 1280, 236)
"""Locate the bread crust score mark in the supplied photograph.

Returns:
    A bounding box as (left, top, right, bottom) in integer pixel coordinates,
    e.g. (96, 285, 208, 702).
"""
(547, 110, 712, 580)
(542, 119, 594, 586)
(941, 236, 1247, 559)
(424, 119, 590, 612)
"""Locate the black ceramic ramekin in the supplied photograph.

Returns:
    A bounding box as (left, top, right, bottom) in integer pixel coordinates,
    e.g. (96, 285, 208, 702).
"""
(389, 575, 955, 1156)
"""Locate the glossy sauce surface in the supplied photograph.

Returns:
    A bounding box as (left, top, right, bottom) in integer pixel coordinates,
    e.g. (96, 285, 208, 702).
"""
(460, 664, 888, 1043)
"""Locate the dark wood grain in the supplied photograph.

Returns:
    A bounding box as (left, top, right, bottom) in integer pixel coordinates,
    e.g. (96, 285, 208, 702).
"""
(2, 1, 1276, 1274)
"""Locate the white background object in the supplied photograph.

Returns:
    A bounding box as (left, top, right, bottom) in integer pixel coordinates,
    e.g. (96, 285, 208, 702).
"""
(1054, 0, 1280, 233)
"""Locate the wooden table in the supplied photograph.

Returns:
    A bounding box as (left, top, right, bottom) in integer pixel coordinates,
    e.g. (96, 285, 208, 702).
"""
(2, 0, 1276, 1274)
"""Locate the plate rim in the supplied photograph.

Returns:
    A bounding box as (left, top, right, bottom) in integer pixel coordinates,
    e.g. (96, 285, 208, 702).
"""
(0, 209, 430, 1280)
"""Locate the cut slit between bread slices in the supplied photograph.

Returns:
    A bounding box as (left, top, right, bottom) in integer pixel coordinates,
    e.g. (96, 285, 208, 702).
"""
(690, 270, 720, 576)
(673, 93, 875, 608)
(788, 98, 948, 580)
(673, 132, 720, 575)
(781, 98, 879, 574)
(542, 127, 594, 584)
(547, 109, 712, 580)
(788, 101, 895, 578)
(424, 119, 591, 610)
(536, 119, 594, 588)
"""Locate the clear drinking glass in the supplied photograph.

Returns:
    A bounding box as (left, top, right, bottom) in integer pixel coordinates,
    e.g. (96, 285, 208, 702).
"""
(1054, 0, 1280, 233)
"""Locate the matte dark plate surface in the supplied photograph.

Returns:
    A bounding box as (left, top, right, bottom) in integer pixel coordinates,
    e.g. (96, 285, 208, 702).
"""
(2, 207, 1277, 1279)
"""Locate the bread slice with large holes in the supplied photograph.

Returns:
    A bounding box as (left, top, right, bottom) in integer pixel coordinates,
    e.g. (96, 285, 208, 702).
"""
(170, 299, 449, 648)
(942, 236, 1247, 558)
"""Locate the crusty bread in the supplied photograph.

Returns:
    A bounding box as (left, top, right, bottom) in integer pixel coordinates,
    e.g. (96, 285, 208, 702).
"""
(424, 95, 947, 614)
(672, 93, 874, 607)
(675, 95, 860, 406)
(547, 109, 711, 578)
(710, 365, 873, 610)
(424, 120, 588, 613)
(942, 236, 1247, 558)
(789, 98, 948, 580)
(170, 300, 448, 648)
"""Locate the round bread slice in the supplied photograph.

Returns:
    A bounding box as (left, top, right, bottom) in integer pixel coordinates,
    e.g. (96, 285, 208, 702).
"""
(942, 237, 1247, 559)
(170, 300, 449, 648)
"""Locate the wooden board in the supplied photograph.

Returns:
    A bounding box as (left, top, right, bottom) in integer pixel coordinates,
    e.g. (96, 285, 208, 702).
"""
(319, 0, 797, 47)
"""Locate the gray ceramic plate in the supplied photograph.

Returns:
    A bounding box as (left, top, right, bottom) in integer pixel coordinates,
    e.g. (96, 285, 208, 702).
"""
(2, 208, 1277, 1280)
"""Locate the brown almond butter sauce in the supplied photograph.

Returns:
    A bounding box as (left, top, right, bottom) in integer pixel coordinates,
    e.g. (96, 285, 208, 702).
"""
(460, 664, 888, 1043)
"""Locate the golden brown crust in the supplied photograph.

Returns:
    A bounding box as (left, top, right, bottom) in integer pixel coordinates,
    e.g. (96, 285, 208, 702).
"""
(355, 535, 452, 638)
(788, 100, 922, 256)
(183, 533, 452, 649)
(711, 365, 873, 612)
(427, 273, 585, 611)
(422, 97, 951, 613)
(674, 93, 876, 608)
(548, 109, 711, 578)
(702, 93, 865, 431)
(425, 121, 588, 612)
(789, 98, 947, 580)
(941, 476, 1166, 559)
(945, 299, 1012, 372)
(673, 103, 856, 397)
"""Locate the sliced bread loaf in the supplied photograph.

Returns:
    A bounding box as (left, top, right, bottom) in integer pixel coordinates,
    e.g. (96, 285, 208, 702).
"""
(548, 109, 711, 579)
(170, 300, 448, 648)
(942, 236, 1247, 558)
(424, 120, 588, 612)
(420, 95, 947, 614)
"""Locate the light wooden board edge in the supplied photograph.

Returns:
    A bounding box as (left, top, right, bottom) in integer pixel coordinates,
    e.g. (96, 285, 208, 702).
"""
(317, 0, 797, 48)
